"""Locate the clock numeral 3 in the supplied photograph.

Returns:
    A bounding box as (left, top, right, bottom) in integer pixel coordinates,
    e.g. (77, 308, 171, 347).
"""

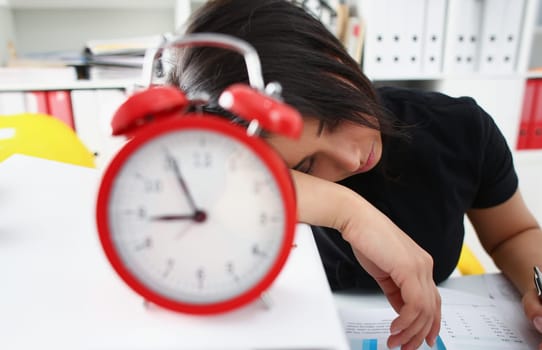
(252, 244, 267, 258)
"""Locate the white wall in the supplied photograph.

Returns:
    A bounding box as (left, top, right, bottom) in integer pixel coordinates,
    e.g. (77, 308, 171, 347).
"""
(0, 3, 15, 66)
(11, 8, 174, 56)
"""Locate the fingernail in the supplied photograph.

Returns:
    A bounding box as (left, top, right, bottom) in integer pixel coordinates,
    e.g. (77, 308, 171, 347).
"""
(390, 328, 402, 335)
(533, 317, 542, 333)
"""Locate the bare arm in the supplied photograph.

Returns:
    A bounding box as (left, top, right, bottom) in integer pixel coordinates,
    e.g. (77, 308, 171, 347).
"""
(468, 189, 542, 347)
(291, 170, 441, 349)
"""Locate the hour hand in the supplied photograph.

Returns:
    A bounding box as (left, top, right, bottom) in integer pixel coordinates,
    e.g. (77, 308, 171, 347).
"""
(150, 211, 207, 223)
(149, 214, 197, 221)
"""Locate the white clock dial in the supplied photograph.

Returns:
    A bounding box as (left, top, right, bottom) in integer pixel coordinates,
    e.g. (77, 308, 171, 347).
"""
(107, 129, 286, 304)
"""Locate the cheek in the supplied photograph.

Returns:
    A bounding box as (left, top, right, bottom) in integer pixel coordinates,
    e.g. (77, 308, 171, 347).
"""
(310, 160, 347, 182)
(357, 126, 380, 140)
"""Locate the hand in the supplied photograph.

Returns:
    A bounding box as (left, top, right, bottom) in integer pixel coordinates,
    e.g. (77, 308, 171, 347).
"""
(149, 211, 207, 222)
(150, 214, 198, 221)
(522, 289, 542, 350)
(149, 214, 199, 239)
(291, 170, 441, 349)
(343, 209, 441, 350)
(165, 149, 199, 212)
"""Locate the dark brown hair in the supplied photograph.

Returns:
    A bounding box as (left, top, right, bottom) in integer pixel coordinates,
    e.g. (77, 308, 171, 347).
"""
(167, 0, 395, 135)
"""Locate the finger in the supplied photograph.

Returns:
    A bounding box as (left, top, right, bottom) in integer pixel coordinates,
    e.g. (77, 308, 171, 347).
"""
(388, 283, 440, 349)
(388, 312, 432, 350)
(426, 293, 442, 346)
(402, 318, 433, 350)
(389, 302, 421, 337)
(522, 289, 542, 335)
(523, 289, 542, 321)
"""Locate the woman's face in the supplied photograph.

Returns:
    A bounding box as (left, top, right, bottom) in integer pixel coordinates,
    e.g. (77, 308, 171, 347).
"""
(267, 117, 383, 182)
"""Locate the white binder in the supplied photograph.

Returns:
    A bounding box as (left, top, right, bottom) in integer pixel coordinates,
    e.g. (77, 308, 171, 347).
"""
(443, 0, 484, 74)
(71, 88, 127, 169)
(399, 0, 426, 76)
(359, 0, 425, 79)
(71, 89, 104, 160)
(499, 0, 525, 73)
(95, 88, 128, 168)
(384, 0, 405, 76)
(478, 0, 507, 74)
(0, 91, 26, 115)
(421, 0, 447, 74)
(359, 0, 391, 78)
(478, 0, 525, 74)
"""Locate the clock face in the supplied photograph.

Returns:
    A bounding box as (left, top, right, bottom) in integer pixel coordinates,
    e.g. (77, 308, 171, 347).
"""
(102, 124, 290, 309)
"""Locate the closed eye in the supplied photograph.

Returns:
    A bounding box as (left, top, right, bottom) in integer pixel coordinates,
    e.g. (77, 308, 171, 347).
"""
(293, 156, 315, 174)
(291, 120, 324, 175)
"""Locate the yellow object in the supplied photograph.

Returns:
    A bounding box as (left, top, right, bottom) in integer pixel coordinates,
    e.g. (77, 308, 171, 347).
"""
(457, 244, 486, 275)
(0, 113, 95, 168)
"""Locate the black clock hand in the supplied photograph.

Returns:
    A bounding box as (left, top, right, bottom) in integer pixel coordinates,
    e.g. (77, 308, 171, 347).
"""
(150, 212, 207, 222)
(150, 214, 197, 221)
(165, 150, 199, 212)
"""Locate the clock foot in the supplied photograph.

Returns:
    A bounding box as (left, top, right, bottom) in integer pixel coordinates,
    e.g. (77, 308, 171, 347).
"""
(259, 292, 273, 310)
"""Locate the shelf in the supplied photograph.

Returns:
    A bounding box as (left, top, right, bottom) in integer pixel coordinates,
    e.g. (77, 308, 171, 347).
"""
(0, 78, 138, 91)
(526, 71, 542, 78)
(371, 72, 531, 82)
(514, 149, 542, 159)
(6, 0, 175, 9)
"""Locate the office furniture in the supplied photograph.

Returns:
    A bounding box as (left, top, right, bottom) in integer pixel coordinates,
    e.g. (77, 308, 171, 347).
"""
(0, 154, 349, 350)
(2, 154, 541, 349)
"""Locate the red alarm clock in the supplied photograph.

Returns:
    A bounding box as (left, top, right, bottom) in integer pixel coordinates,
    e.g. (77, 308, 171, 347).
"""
(95, 34, 302, 314)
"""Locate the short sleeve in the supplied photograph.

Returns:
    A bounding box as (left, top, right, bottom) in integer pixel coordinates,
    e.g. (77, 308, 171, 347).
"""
(471, 104, 518, 208)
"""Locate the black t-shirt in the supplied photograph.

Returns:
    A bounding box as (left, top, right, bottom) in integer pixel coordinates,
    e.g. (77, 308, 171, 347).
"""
(312, 86, 518, 290)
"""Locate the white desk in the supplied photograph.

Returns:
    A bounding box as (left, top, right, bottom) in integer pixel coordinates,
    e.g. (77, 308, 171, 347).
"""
(1, 155, 540, 350)
(0, 155, 349, 350)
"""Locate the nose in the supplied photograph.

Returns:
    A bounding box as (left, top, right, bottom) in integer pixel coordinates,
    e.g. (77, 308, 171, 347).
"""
(327, 147, 360, 173)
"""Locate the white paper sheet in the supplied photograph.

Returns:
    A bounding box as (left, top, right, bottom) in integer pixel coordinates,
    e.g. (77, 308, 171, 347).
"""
(338, 287, 541, 350)
(340, 307, 446, 350)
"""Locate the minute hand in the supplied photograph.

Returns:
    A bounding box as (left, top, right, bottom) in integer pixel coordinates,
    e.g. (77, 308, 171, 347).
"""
(166, 151, 198, 212)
